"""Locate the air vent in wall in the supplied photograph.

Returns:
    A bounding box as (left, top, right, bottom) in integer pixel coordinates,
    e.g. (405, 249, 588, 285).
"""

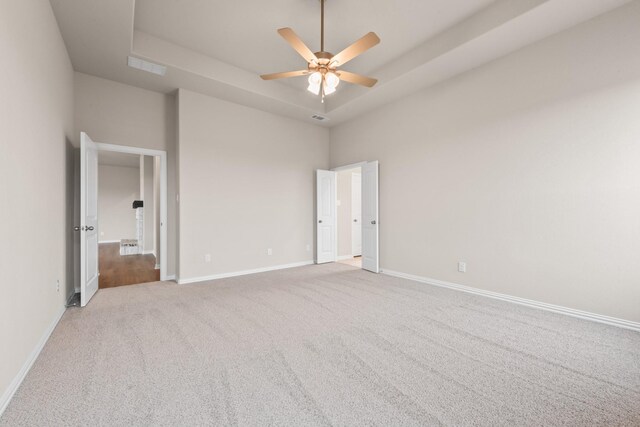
(311, 114, 328, 121)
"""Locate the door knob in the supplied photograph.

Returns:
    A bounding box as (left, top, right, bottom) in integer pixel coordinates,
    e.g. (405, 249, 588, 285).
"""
(318, 220, 323, 223)
(74, 226, 81, 231)
(86, 226, 95, 231)
(371, 220, 376, 225)
(353, 219, 358, 222)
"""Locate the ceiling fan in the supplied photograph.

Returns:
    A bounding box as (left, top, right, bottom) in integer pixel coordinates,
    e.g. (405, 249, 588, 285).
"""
(260, 0, 380, 100)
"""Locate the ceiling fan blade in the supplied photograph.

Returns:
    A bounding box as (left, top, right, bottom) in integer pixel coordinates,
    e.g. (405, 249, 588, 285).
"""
(337, 70, 378, 87)
(330, 32, 380, 67)
(260, 70, 310, 80)
(277, 28, 318, 63)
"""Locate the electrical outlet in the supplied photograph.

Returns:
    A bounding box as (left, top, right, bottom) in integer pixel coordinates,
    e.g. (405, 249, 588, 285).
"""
(56, 280, 60, 292)
(267, 248, 273, 256)
(458, 262, 466, 273)
(204, 254, 211, 263)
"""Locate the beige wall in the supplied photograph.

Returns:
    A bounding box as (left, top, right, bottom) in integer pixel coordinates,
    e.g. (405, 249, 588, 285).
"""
(177, 89, 330, 281)
(337, 169, 354, 257)
(0, 0, 74, 408)
(330, 3, 640, 323)
(74, 72, 177, 276)
(98, 164, 140, 242)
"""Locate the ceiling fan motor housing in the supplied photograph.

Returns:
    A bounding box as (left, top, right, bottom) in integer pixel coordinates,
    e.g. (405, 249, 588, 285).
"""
(309, 51, 335, 74)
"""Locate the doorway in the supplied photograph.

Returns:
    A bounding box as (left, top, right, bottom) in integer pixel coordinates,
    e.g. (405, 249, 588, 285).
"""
(79, 133, 168, 306)
(315, 161, 379, 272)
(97, 152, 160, 288)
(336, 167, 362, 268)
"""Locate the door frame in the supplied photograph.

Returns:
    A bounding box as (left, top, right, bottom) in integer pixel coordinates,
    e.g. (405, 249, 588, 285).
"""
(95, 142, 169, 281)
(332, 161, 367, 172)
(331, 161, 377, 268)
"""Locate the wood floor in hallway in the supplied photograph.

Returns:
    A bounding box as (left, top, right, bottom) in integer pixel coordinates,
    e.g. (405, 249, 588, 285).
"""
(98, 242, 159, 288)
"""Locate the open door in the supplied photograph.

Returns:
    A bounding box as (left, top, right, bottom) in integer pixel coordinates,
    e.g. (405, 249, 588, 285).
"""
(362, 161, 379, 272)
(80, 132, 99, 306)
(316, 169, 337, 264)
(351, 172, 362, 257)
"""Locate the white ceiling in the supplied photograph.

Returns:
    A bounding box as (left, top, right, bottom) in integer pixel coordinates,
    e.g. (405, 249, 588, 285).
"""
(50, 0, 632, 127)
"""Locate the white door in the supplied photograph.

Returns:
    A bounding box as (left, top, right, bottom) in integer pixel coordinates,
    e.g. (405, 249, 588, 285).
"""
(80, 132, 99, 306)
(361, 161, 379, 273)
(316, 169, 337, 264)
(351, 172, 362, 256)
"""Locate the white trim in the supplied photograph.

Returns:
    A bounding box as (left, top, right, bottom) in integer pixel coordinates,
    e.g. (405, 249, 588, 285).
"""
(382, 269, 640, 332)
(142, 250, 155, 255)
(165, 275, 176, 281)
(154, 264, 160, 270)
(178, 261, 314, 285)
(95, 142, 167, 281)
(98, 239, 120, 244)
(95, 142, 166, 158)
(0, 305, 66, 417)
(337, 255, 354, 260)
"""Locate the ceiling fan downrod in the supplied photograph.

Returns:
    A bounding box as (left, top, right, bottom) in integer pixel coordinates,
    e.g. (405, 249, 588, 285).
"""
(320, 0, 325, 52)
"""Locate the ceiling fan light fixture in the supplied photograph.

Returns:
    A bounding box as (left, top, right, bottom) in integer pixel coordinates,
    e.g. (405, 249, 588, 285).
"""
(323, 84, 336, 95)
(324, 72, 340, 89)
(308, 71, 322, 86)
(307, 83, 321, 95)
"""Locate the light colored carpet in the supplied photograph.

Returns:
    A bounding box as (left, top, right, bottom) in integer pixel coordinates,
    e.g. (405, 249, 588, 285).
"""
(2, 263, 639, 426)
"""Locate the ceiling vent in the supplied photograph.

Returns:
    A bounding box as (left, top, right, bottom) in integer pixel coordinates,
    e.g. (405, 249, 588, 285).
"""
(127, 56, 167, 76)
(311, 114, 329, 121)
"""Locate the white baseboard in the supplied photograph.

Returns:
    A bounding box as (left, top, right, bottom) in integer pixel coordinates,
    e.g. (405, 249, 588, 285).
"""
(337, 255, 354, 260)
(142, 250, 155, 255)
(0, 304, 66, 417)
(164, 274, 176, 281)
(178, 260, 314, 285)
(382, 269, 640, 332)
(98, 239, 120, 244)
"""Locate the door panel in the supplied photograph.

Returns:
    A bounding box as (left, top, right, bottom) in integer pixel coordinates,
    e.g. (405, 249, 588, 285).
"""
(81, 132, 99, 306)
(362, 161, 379, 273)
(351, 172, 362, 256)
(316, 170, 337, 264)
